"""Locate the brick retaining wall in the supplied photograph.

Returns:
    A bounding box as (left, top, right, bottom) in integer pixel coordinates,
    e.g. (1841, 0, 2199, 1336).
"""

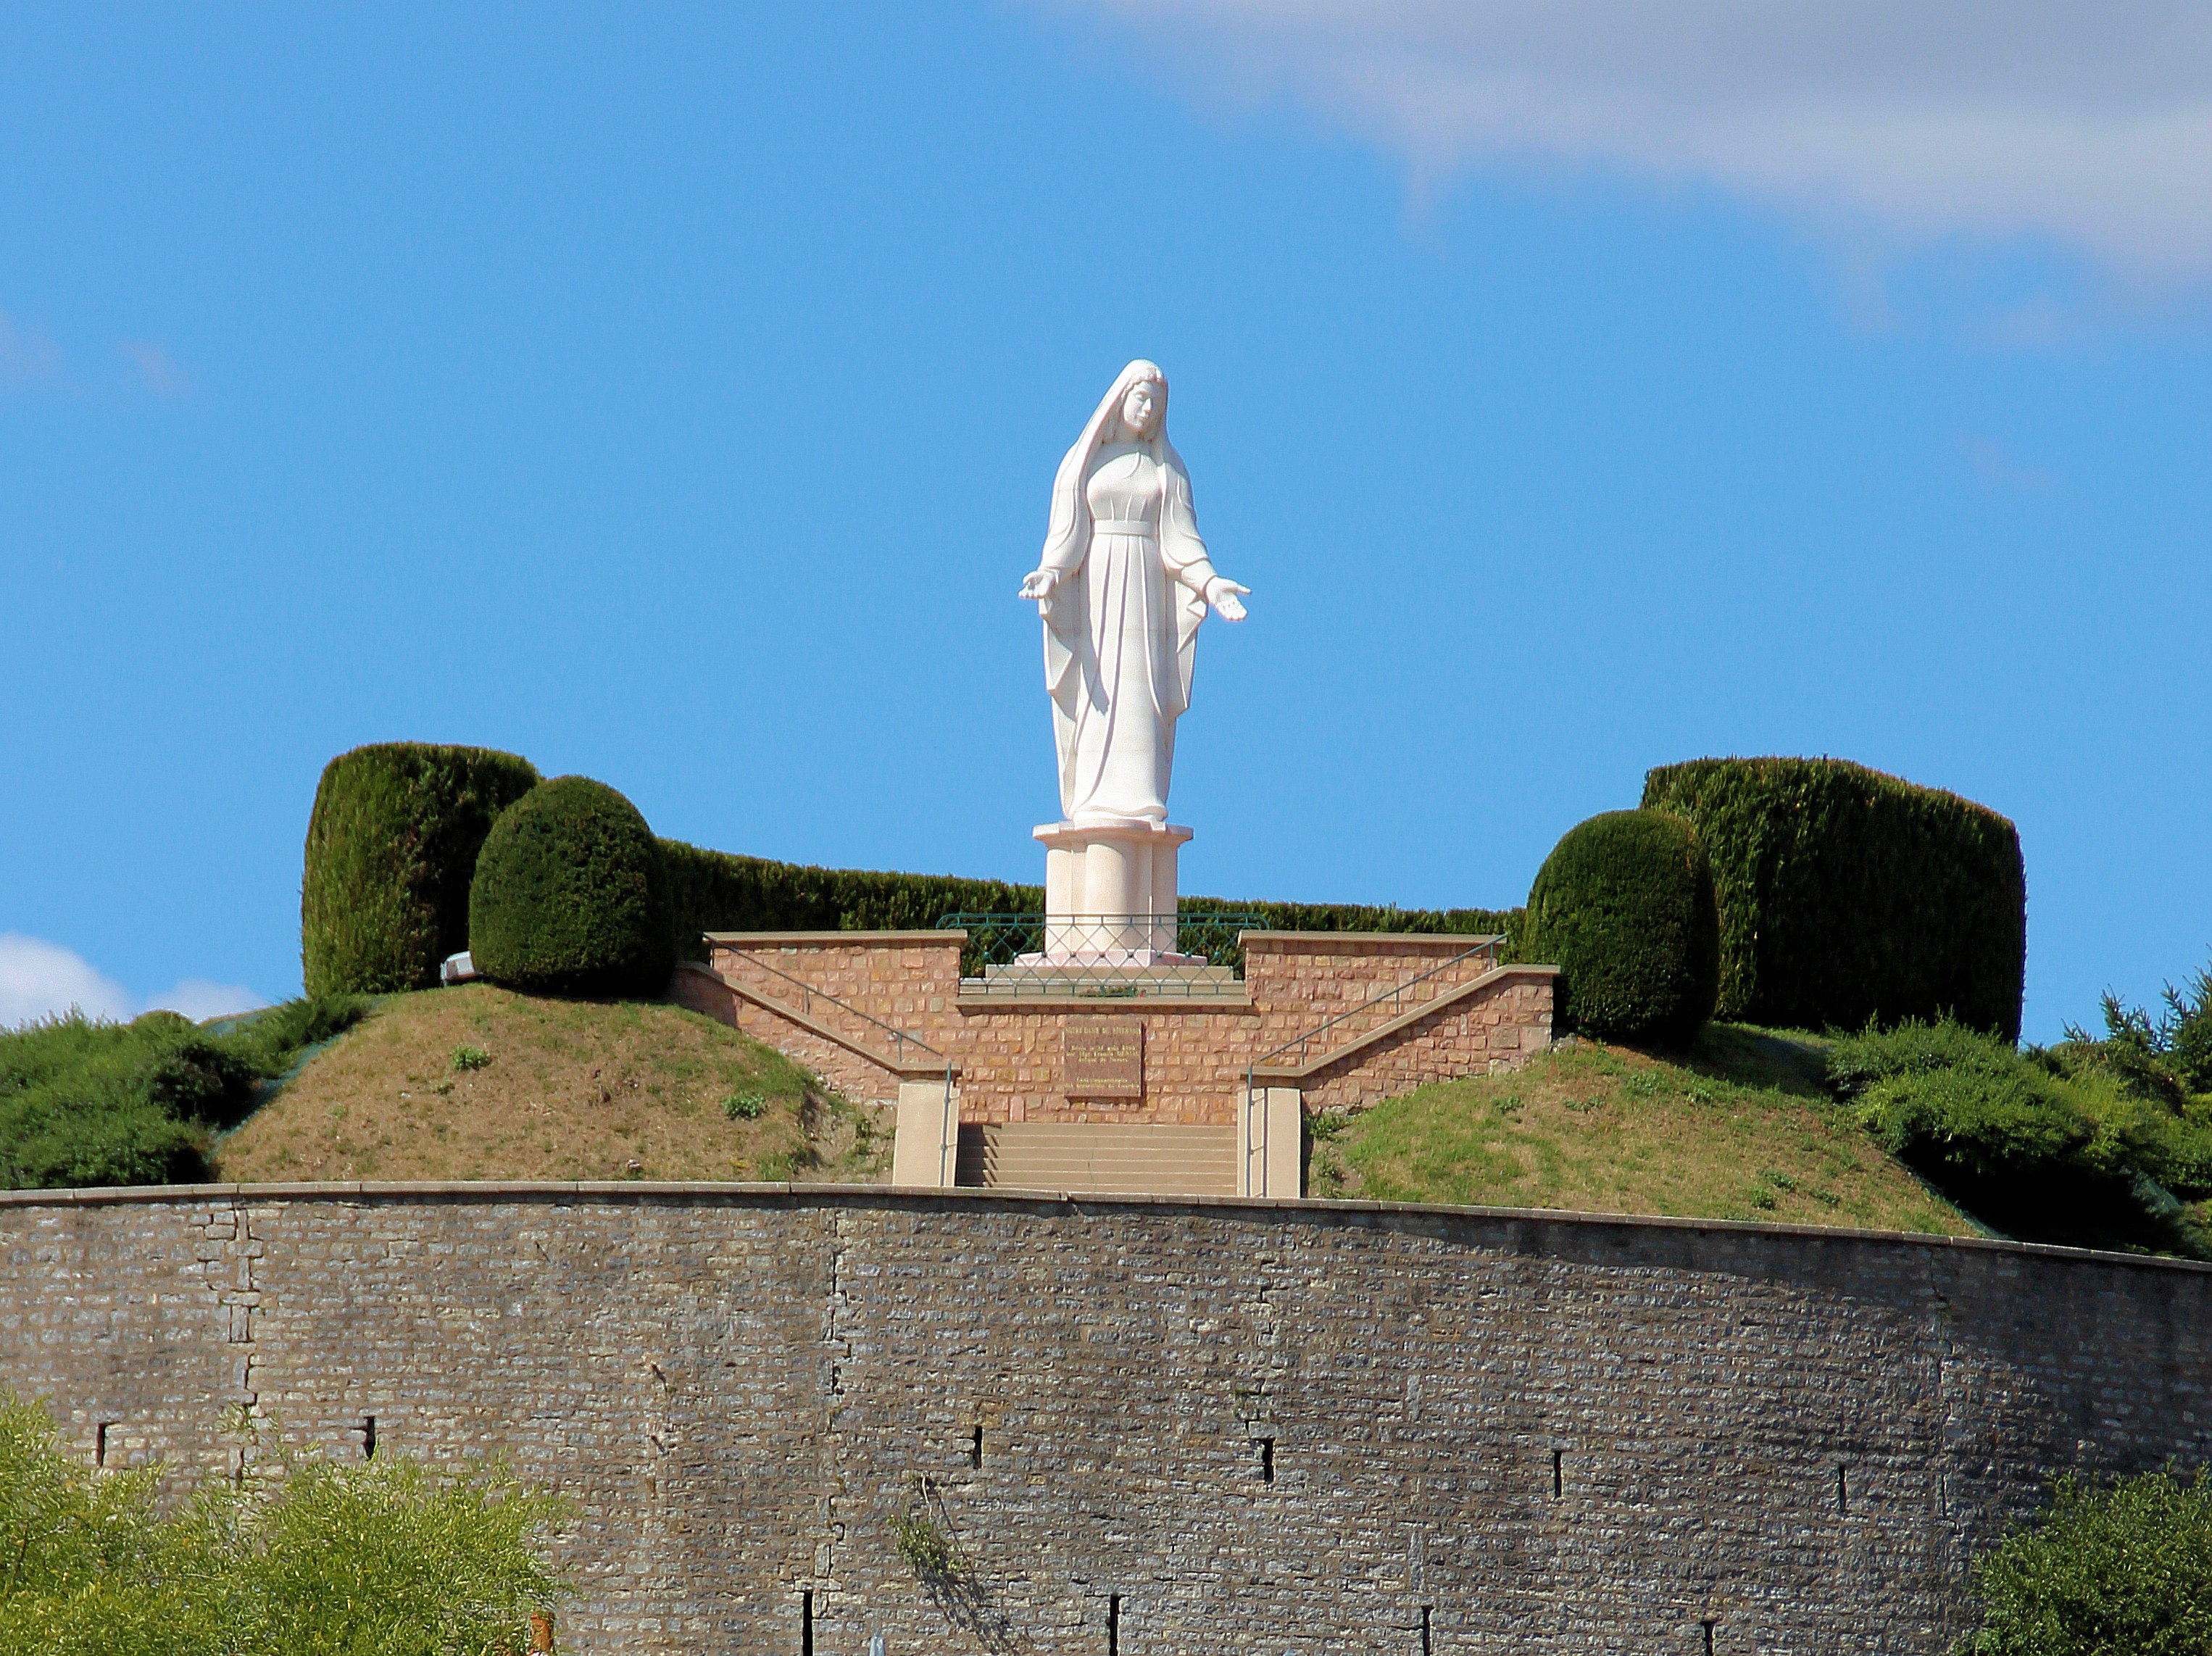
(1, 1184, 2205, 1653)
(681, 933, 1556, 1127)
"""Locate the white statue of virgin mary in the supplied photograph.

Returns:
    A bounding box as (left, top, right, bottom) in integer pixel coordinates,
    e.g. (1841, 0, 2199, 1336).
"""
(1018, 360, 1250, 825)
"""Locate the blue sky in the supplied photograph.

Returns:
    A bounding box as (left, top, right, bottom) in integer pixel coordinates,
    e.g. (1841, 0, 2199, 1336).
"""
(2, 3, 2206, 1041)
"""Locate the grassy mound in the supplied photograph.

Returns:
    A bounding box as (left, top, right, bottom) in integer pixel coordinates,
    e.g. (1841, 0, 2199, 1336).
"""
(1310, 1025, 1976, 1235)
(215, 985, 889, 1185)
(1311, 1015, 2212, 1258)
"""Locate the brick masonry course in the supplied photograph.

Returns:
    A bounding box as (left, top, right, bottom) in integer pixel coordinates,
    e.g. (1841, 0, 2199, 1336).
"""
(0, 1184, 2206, 1653)
(674, 932, 1558, 1126)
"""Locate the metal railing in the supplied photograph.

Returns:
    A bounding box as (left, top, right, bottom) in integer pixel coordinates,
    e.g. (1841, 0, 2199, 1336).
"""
(1246, 934, 1505, 1082)
(728, 948, 948, 1070)
(715, 946, 957, 1182)
(939, 912, 1271, 999)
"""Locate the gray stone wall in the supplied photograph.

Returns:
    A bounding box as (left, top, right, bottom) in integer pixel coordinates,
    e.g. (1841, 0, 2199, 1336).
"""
(1, 1183, 2205, 1654)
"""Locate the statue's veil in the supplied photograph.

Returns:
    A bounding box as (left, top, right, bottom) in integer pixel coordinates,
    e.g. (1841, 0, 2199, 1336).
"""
(1035, 359, 1208, 816)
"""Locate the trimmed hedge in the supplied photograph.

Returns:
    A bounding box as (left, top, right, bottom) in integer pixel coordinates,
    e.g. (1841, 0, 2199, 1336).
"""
(1643, 757, 2026, 1041)
(302, 744, 540, 996)
(1178, 895, 1525, 954)
(657, 839, 1041, 957)
(470, 778, 675, 996)
(657, 839, 1524, 962)
(1526, 810, 1720, 1046)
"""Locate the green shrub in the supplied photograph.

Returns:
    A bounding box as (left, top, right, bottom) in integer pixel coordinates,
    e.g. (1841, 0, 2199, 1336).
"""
(2074, 956, 2212, 1099)
(470, 777, 675, 996)
(1525, 810, 1719, 1047)
(228, 991, 370, 1064)
(1829, 1018, 2212, 1254)
(1827, 1015, 2018, 1099)
(1959, 1467, 2212, 1654)
(0, 1387, 565, 1655)
(1642, 757, 2026, 1041)
(1855, 1065, 2092, 1185)
(301, 743, 540, 996)
(2042, 1036, 2192, 1115)
(0, 996, 366, 1191)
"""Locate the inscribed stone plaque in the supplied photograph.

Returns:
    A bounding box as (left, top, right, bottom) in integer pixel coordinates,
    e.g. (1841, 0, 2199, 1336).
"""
(1063, 1018, 1143, 1098)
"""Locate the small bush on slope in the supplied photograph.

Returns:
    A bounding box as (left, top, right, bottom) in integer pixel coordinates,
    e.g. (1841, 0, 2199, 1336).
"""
(0, 996, 365, 1189)
(1959, 1468, 2212, 1655)
(0, 1388, 565, 1656)
(1827, 1018, 2212, 1256)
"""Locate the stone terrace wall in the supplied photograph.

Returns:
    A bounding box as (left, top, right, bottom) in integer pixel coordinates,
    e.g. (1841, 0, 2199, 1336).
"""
(686, 933, 1554, 1126)
(1245, 932, 1512, 1047)
(2, 1185, 2206, 1655)
(1276, 969, 1558, 1113)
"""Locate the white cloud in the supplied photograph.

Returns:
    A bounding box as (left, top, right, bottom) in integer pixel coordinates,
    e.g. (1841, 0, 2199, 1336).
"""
(144, 979, 270, 1023)
(1050, 0, 2212, 283)
(0, 934, 267, 1031)
(0, 936, 135, 1027)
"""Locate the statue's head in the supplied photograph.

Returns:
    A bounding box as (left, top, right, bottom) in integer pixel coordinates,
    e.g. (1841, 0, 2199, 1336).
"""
(1118, 375, 1163, 443)
(1101, 360, 1166, 445)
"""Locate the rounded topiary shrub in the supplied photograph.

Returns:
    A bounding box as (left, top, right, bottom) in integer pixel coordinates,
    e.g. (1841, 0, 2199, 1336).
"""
(1526, 809, 1720, 1047)
(302, 743, 541, 996)
(467, 776, 674, 997)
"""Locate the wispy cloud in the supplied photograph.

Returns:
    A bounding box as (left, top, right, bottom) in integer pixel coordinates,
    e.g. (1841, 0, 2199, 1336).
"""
(0, 311, 65, 389)
(1959, 435, 2056, 494)
(1047, 1, 2212, 286)
(0, 934, 267, 1031)
(120, 341, 189, 396)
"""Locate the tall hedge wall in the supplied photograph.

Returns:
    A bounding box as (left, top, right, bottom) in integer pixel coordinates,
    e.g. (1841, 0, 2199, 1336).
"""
(1641, 757, 2025, 1040)
(657, 839, 1524, 961)
(658, 839, 1042, 957)
(301, 744, 541, 996)
(1178, 894, 1526, 957)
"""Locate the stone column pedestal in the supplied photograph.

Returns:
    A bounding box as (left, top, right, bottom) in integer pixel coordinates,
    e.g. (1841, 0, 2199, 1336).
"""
(1031, 819, 1196, 965)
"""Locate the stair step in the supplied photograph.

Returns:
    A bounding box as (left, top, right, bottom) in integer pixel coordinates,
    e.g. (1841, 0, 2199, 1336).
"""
(957, 1123, 1237, 1197)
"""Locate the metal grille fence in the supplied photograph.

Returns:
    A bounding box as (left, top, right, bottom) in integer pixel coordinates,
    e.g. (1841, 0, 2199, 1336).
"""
(938, 912, 1271, 998)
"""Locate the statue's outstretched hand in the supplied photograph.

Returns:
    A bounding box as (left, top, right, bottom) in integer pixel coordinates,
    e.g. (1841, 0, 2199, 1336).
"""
(1019, 569, 1057, 603)
(1206, 578, 1250, 623)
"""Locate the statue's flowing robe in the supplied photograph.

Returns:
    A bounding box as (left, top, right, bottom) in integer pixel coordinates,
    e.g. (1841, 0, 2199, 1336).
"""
(1035, 371, 1217, 822)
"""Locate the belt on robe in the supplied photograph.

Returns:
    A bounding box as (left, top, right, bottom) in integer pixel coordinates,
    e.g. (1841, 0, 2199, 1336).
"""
(1091, 518, 1156, 537)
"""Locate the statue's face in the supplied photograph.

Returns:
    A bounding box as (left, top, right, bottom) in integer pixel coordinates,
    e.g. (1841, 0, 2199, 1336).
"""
(1120, 380, 1160, 440)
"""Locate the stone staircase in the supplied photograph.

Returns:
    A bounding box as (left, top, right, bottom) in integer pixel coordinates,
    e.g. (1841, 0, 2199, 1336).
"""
(955, 1123, 1239, 1197)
